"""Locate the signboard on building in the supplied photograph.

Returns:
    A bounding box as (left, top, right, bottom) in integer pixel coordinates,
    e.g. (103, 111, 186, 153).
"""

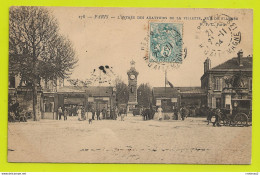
(103, 97, 109, 101)
(171, 98, 178, 103)
(156, 99, 161, 106)
(88, 97, 94, 102)
(64, 98, 84, 105)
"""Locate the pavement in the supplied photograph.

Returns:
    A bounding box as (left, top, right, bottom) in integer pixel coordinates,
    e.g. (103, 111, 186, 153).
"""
(8, 114, 251, 164)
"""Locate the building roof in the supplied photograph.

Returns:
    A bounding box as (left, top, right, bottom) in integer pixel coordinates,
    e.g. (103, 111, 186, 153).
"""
(57, 86, 113, 97)
(211, 57, 252, 71)
(179, 88, 207, 94)
(153, 86, 207, 98)
(175, 87, 202, 93)
(153, 87, 179, 98)
(180, 88, 207, 97)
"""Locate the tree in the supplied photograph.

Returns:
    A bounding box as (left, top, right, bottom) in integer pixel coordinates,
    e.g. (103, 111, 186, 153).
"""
(114, 78, 129, 106)
(40, 35, 77, 82)
(9, 7, 77, 121)
(137, 83, 152, 107)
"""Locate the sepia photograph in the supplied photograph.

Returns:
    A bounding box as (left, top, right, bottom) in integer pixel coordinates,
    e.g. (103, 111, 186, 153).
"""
(8, 7, 253, 164)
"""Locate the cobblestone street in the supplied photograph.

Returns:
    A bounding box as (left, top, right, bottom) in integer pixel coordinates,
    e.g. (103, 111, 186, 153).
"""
(8, 115, 251, 164)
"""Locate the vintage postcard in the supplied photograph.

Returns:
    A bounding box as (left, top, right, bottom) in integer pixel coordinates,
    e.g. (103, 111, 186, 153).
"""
(8, 7, 253, 164)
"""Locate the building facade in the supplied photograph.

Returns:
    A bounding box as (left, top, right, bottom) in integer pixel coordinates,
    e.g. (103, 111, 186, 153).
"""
(201, 50, 252, 110)
(8, 72, 64, 120)
(56, 86, 115, 115)
(152, 87, 206, 113)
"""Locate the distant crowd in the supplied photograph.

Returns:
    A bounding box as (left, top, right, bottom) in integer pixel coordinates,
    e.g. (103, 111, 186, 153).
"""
(9, 100, 250, 128)
(57, 106, 127, 121)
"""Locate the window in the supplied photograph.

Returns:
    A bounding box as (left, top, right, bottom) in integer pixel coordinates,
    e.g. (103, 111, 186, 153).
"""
(249, 78, 252, 91)
(214, 78, 220, 90)
(216, 98, 221, 108)
(222, 78, 227, 89)
(220, 78, 223, 90)
(45, 103, 53, 112)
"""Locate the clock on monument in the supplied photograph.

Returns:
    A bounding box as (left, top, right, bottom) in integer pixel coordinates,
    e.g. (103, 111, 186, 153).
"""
(130, 74, 136, 80)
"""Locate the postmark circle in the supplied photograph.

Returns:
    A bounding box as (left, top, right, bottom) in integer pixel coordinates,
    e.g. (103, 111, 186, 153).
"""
(197, 14, 241, 57)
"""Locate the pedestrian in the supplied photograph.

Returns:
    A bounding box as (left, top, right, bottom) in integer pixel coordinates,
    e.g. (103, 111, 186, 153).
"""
(180, 106, 188, 121)
(81, 107, 86, 120)
(107, 107, 110, 119)
(102, 107, 106, 119)
(213, 108, 221, 127)
(77, 107, 82, 121)
(96, 108, 101, 120)
(58, 107, 63, 120)
(121, 108, 126, 121)
(118, 107, 122, 118)
(207, 108, 213, 125)
(85, 108, 88, 120)
(173, 108, 178, 120)
(111, 108, 116, 120)
(75, 105, 78, 116)
(91, 107, 95, 120)
(8, 111, 16, 122)
(157, 106, 163, 121)
(64, 108, 68, 121)
(68, 106, 71, 116)
(114, 107, 118, 120)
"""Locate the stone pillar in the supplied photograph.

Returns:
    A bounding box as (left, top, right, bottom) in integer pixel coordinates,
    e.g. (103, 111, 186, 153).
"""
(35, 91, 43, 121)
(225, 94, 232, 108)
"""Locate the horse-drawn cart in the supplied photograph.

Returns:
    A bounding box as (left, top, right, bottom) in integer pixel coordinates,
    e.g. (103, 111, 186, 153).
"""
(220, 97, 252, 127)
(208, 98, 252, 127)
(221, 108, 251, 127)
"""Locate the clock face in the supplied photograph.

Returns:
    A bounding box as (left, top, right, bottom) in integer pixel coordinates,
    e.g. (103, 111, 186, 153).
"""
(130, 74, 136, 80)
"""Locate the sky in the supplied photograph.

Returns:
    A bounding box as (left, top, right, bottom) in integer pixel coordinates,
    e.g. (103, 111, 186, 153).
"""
(49, 7, 253, 87)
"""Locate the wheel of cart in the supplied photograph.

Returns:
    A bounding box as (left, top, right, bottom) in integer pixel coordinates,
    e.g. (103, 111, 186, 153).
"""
(247, 111, 252, 126)
(233, 112, 248, 127)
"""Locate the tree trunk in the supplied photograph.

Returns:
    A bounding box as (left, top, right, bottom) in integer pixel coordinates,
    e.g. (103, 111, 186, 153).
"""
(32, 79, 39, 121)
(32, 28, 39, 121)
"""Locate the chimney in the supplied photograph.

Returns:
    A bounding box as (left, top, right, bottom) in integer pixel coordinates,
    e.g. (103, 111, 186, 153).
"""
(204, 58, 211, 73)
(237, 50, 243, 66)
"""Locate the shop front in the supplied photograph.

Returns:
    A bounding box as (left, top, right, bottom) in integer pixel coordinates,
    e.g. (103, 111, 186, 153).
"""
(53, 86, 115, 119)
(153, 87, 180, 113)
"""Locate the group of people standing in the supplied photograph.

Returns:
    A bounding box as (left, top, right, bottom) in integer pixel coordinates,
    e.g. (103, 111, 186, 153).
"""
(153, 105, 189, 121)
(57, 107, 68, 121)
(57, 106, 84, 121)
(57, 106, 127, 121)
(91, 106, 127, 121)
(90, 107, 107, 120)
